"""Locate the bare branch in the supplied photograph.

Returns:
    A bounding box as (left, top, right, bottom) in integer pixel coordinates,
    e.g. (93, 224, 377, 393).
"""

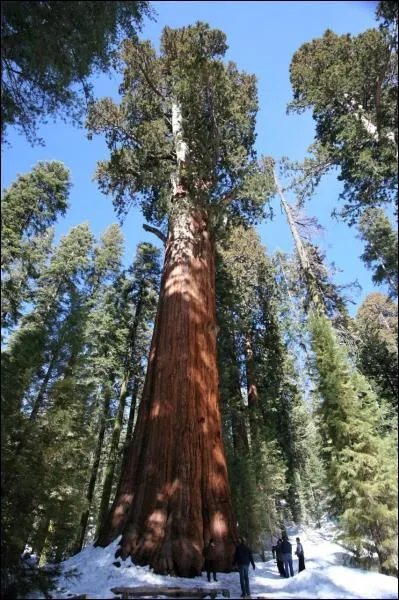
(142, 223, 166, 244)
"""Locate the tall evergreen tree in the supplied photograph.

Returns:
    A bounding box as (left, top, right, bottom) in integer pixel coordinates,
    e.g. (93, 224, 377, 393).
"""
(95, 242, 161, 539)
(216, 228, 261, 547)
(310, 311, 397, 575)
(271, 250, 330, 527)
(287, 1, 398, 224)
(271, 163, 397, 573)
(216, 226, 316, 544)
(72, 224, 126, 552)
(87, 22, 273, 575)
(1, 161, 70, 330)
(1, 223, 95, 589)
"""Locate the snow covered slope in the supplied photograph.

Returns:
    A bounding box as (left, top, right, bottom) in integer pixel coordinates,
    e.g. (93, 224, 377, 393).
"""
(47, 527, 398, 599)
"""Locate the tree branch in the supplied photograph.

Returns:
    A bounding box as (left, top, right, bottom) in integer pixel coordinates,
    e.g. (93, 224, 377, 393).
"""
(142, 223, 166, 244)
(282, 160, 332, 194)
(137, 61, 173, 129)
(220, 188, 239, 205)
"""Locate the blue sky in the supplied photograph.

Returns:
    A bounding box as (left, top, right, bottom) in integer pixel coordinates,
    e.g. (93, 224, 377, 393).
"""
(1, 1, 384, 315)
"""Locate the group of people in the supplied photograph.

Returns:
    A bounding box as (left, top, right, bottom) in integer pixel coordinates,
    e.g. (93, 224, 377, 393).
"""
(272, 535, 305, 578)
(203, 534, 305, 598)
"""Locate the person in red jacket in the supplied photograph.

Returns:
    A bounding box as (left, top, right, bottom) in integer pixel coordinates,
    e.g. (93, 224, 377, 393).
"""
(233, 537, 256, 598)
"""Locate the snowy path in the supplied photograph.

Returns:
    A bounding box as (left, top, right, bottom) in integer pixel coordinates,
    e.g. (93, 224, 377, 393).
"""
(50, 527, 398, 599)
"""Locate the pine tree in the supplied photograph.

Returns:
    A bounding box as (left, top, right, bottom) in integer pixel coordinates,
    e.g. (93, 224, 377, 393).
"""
(215, 232, 256, 546)
(271, 250, 327, 527)
(1, 161, 70, 331)
(310, 311, 398, 575)
(72, 224, 126, 551)
(268, 178, 397, 566)
(1, 222, 96, 590)
(88, 22, 273, 575)
(216, 227, 312, 545)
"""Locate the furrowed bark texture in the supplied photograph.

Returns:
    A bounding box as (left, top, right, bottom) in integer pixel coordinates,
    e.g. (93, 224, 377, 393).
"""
(97, 208, 238, 576)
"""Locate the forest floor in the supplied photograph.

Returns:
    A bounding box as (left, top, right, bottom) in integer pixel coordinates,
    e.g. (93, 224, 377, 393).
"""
(36, 524, 398, 599)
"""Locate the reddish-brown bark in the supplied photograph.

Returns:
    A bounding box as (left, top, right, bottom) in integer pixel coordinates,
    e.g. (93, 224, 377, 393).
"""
(96, 208, 237, 576)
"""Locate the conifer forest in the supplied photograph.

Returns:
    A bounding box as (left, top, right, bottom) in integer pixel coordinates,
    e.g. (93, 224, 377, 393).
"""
(1, 1, 398, 597)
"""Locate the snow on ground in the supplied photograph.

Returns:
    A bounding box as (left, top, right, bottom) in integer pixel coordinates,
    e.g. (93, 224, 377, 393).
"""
(46, 526, 397, 599)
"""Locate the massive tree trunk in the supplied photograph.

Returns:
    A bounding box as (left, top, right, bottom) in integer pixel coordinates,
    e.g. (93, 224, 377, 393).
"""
(96, 208, 237, 575)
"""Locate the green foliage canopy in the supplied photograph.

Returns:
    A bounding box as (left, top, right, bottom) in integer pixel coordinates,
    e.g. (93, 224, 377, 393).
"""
(86, 22, 273, 229)
(1, 1, 151, 144)
(287, 3, 398, 224)
(358, 208, 398, 298)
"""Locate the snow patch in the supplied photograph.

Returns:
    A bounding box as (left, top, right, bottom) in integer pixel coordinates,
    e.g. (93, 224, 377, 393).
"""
(41, 527, 398, 599)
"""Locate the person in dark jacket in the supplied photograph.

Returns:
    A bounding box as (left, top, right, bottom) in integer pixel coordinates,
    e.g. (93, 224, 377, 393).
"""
(295, 537, 305, 573)
(203, 538, 217, 582)
(275, 538, 286, 577)
(280, 535, 294, 577)
(233, 537, 255, 598)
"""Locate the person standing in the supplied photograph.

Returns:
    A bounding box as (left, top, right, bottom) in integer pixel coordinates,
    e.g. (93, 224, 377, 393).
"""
(280, 535, 294, 577)
(203, 538, 217, 582)
(295, 537, 305, 573)
(233, 537, 256, 598)
(275, 538, 286, 577)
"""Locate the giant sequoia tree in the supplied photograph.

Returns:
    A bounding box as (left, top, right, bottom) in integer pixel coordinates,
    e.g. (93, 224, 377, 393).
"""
(87, 23, 272, 576)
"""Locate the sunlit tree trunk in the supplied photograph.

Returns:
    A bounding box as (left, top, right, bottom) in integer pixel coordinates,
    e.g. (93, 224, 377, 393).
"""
(97, 208, 237, 575)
